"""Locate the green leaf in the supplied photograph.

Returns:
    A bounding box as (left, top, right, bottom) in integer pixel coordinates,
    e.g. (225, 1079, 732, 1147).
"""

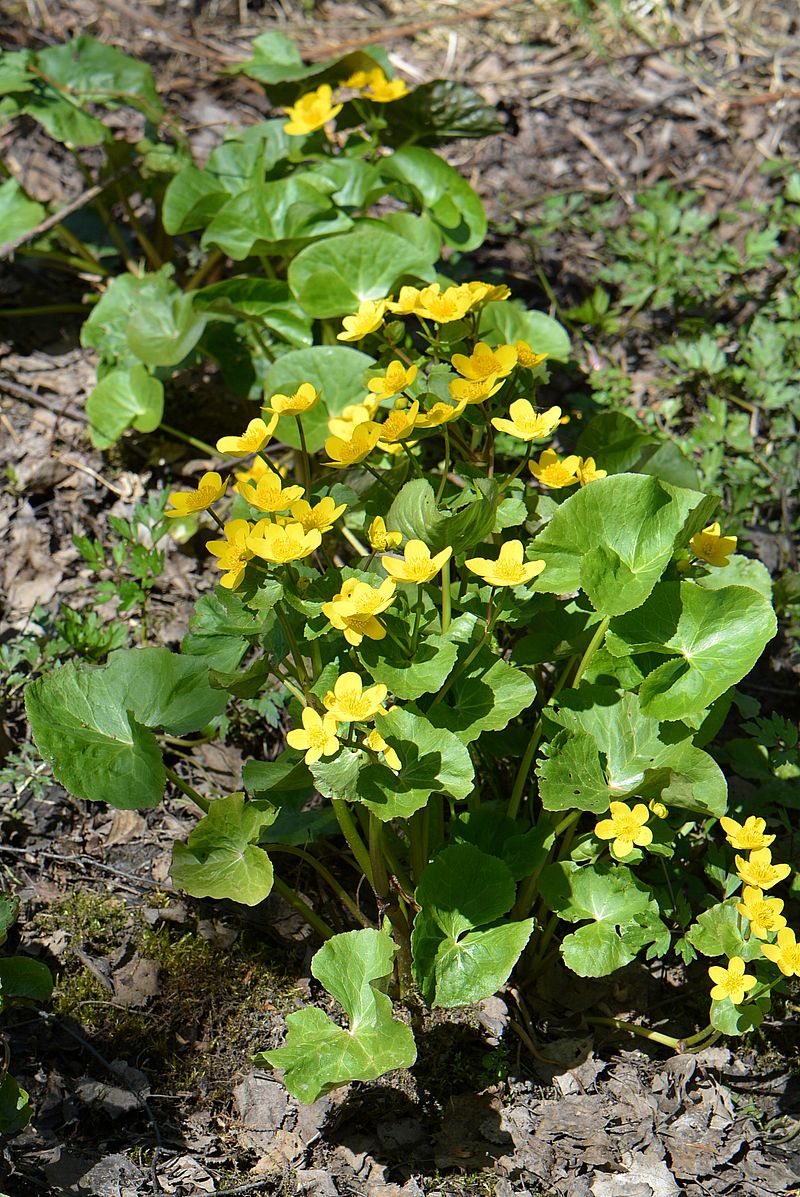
(427, 646, 536, 745)
(0, 957, 53, 1001)
(20, 92, 109, 147)
(607, 582, 777, 721)
(387, 479, 499, 556)
(80, 271, 144, 366)
(577, 411, 656, 473)
(453, 806, 551, 882)
(357, 708, 474, 821)
(230, 31, 384, 97)
(86, 366, 163, 449)
(0, 50, 34, 96)
(0, 896, 19, 947)
(288, 222, 436, 318)
(170, 792, 276, 905)
(202, 174, 352, 260)
(126, 289, 208, 367)
(694, 554, 773, 600)
(380, 147, 486, 250)
(25, 649, 227, 809)
(194, 277, 313, 348)
(162, 165, 228, 234)
(529, 475, 718, 616)
(412, 845, 532, 1007)
(360, 631, 458, 700)
(262, 345, 375, 452)
(539, 861, 666, 977)
(709, 993, 767, 1036)
(686, 901, 761, 962)
(259, 928, 417, 1103)
(480, 300, 571, 362)
(380, 79, 503, 147)
(0, 1075, 31, 1134)
(537, 686, 727, 816)
(35, 37, 162, 116)
(0, 178, 45, 243)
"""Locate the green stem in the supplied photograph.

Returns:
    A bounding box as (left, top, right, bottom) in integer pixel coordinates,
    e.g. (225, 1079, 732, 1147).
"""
(332, 799, 374, 890)
(269, 845, 371, 928)
(159, 422, 217, 456)
(271, 875, 334, 940)
(185, 250, 224, 291)
(295, 416, 312, 495)
(369, 815, 390, 899)
(584, 1016, 682, 1050)
(506, 720, 545, 821)
(409, 590, 424, 655)
(429, 593, 505, 710)
(274, 605, 310, 686)
(501, 442, 533, 490)
(410, 807, 429, 885)
(441, 556, 451, 633)
(164, 767, 210, 814)
(572, 615, 610, 687)
(436, 425, 451, 504)
(363, 462, 394, 495)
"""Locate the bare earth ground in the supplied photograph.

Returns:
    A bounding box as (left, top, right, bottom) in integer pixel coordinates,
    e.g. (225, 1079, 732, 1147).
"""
(0, 1, 799, 1194)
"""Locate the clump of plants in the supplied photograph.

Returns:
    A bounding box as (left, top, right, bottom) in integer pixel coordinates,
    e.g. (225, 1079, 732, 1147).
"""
(27, 266, 793, 1101)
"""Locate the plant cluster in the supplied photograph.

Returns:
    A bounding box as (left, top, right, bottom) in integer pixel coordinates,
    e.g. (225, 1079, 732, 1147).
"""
(26, 271, 790, 1102)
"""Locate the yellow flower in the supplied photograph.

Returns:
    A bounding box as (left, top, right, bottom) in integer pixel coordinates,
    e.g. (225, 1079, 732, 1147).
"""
(720, 815, 775, 851)
(529, 449, 580, 489)
(466, 281, 511, 307)
(322, 576, 397, 646)
(491, 401, 561, 442)
(216, 415, 278, 457)
(708, 956, 757, 1005)
(323, 422, 382, 468)
(736, 887, 787, 940)
(451, 341, 517, 381)
(206, 519, 253, 590)
(735, 848, 791, 891)
(337, 299, 387, 342)
(166, 471, 228, 518)
(576, 456, 607, 486)
(367, 360, 418, 401)
(266, 382, 320, 417)
(237, 469, 305, 513)
(286, 707, 340, 765)
(368, 516, 402, 552)
(515, 340, 548, 369)
(377, 401, 419, 445)
(365, 728, 401, 771)
(328, 403, 375, 440)
(289, 496, 346, 533)
(690, 522, 737, 567)
(246, 520, 321, 564)
(761, 927, 800, 977)
(594, 801, 652, 859)
(382, 539, 452, 584)
(362, 68, 409, 103)
(323, 673, 388, 722)
(414, 399, 467, 428)
(283, 84, 343, 136)
(465, 540, 545, 588)
(234, 455, 272, 489)
(385, 286, 423, 316)
(648, 799, 668, 819)
(448, 374, 505, 406)
(415, 283, 473, 324)
(343, 70, 369, 88)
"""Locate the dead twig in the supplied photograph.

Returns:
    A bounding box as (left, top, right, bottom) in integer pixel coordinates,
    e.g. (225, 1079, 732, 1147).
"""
(0, 167, 134, 261)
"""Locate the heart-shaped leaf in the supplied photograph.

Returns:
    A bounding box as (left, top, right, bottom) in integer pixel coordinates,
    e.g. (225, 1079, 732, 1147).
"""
(170, 792, 276, 905)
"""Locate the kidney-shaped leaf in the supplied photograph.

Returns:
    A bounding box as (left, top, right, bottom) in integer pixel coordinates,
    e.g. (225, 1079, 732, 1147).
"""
(607, 582, 777, 722)
(530, 475, 718, 616)
(25, 648, 227, 809)
(258, 928, 417, 1103)
(170, 792, 276, 905)
(380, 146, 486, 250)
(480, 300, 571, 362)
(412, 844, 533, 1007)
(0, 178, 45, 244)
(202, 173, 351, 260)
(288, 222, 436, 318)
(537, 685, 727, 816)
(86, 366, 164, 449)
(427, 645, 536, 745)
